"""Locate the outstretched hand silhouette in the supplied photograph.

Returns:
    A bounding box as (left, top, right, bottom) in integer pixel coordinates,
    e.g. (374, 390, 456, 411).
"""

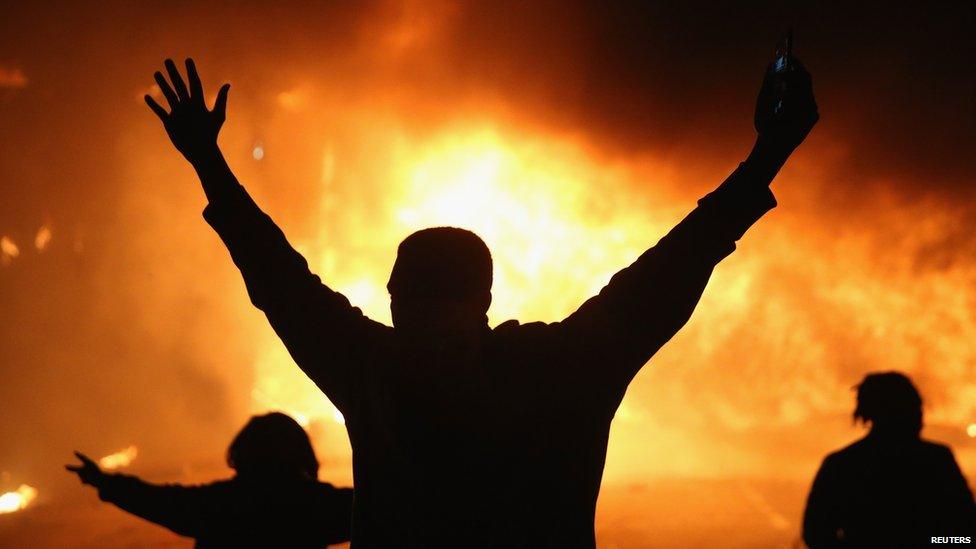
(65, 451, 105, 487)
(145, 58, 230, 165)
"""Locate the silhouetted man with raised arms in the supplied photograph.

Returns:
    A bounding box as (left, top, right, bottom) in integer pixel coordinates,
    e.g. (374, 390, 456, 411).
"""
(146, 55, 817, 547)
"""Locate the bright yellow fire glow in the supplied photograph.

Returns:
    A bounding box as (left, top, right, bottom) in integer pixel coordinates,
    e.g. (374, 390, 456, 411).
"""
(99, 445, 138, 470)
(1, 235, 20, 264)
(383, 128, 669, 323)
(250, 123, 678, 434)
(34, 225, 52, 251)
(250, 386, 344, 429)
(0, 484, 37, 514)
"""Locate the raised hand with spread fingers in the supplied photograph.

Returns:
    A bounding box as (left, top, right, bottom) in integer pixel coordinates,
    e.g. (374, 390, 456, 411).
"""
(145, 58, 230, 167)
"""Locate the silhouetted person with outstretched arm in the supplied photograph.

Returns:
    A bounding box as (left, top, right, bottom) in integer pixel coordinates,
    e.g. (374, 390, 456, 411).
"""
(66, 412, 353, 548)
(803, 372, 975, 548)
(145, 55, 817, 547)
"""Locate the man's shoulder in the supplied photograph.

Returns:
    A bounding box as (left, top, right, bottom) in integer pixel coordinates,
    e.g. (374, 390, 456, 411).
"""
(488, 319, 567, 358)
(918, 439, 956, 461)
(824, 436, 955, 467)
(491, 318, 556, 338)
(494, 318, 540, 330)
(822, 437, 871, 466)
(313, 481, 353, 495)
(310, 482, 354, 513)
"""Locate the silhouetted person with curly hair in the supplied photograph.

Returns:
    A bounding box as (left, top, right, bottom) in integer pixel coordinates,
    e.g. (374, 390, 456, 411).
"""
(803, 372, 975, 548)
(144, 54, 817, 547)
(67, 412, 353, 548)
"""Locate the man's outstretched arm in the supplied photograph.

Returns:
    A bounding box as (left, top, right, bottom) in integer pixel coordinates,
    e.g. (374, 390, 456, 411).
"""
(146, 59, 386, 411)
(66, 451, 206, 538)
(555, 58, 819, 394)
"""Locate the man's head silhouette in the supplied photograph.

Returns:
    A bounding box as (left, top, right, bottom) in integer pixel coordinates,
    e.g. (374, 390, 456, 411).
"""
(387, 227, 492, 336)
(227, 412, 320, 480)
(853, 371, 923, 437)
